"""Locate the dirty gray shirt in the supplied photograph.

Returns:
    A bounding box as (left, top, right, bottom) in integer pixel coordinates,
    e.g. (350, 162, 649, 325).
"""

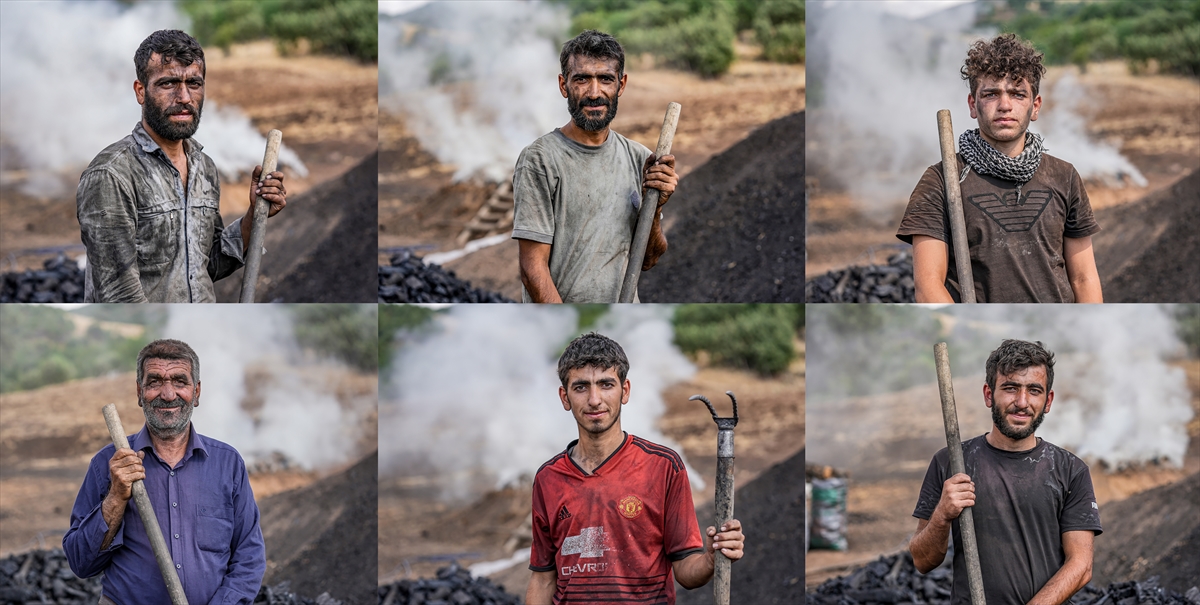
(512, 128, 651, 303)
(77, 122, 245, 303)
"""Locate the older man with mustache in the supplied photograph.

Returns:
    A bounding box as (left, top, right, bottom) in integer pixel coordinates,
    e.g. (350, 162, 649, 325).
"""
(76, 29, 288, 302)
(64, 339, 265, 605)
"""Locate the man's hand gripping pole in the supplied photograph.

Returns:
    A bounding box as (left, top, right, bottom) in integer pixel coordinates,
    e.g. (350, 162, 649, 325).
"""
(689, 391, 738, 605)
(240, 129, 282, 303)
(934, 344, 985, 605)
(102, 404, 189, 605)
(619, 102, 680, 303)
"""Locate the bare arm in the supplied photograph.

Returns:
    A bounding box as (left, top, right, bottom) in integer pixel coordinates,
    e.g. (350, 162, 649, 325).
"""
(518, 240, 563, 303)
(640, 154, 676, 271)
(912, 235, 956, 303)
(672, 518, 744, 589)
(1064, 236, 1102, 303)
(1028, 531, 1093, 605)
(910, 473, 975, 573)
(100, 448, 145, 551)
(526, 570, 557, 605)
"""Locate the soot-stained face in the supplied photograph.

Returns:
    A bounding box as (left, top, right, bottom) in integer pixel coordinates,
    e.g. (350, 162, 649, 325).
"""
(137, 357, 199, 439)
(984, 364, 1052, 442)
(137, 52, 205, 141)
(559, 365, 629, 436)
(561, 54, 625, 133)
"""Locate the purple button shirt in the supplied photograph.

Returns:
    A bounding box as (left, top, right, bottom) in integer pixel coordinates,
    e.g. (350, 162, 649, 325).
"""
(64, 424, 265, 605)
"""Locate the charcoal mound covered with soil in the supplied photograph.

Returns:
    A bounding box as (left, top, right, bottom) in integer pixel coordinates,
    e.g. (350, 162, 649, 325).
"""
(805, 550, 1199, 604)
(377, 562, 522, 605)
(640, 111, 804, 303)
(806, 251, 915, 303)
(0, 253, 84, 303)
(216, 152, 379, 302)
(1091, 472, 1200, 592)
(677, 448, 804, 605)
(1095, 168, 1200, 303)
(258, 451, 379, 605)
(379, 251, 514, 303)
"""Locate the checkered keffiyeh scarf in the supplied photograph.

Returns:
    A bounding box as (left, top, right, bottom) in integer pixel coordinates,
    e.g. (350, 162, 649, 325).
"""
(958, 128, 1045, 183)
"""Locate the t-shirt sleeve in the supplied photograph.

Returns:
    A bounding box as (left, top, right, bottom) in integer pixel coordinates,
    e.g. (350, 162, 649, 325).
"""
(1063, 167, 1101, 239)
(512, 147, 556, 245)
(1059, 459, 1103, 535)
(913, 449, 949, 520)
(897, 164, 950, 245)
(529, 474, 557, 572)
(663, 466, 704, 561)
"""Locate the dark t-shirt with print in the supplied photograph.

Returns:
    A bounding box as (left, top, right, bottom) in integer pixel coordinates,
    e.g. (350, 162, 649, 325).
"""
(896, 153, 1101, 302)
(913, 435, 1103, 605)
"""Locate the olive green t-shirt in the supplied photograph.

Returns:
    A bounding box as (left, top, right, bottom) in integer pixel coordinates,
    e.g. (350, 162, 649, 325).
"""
(896, 153, 1101, 302)
(512, 128, 651, 303)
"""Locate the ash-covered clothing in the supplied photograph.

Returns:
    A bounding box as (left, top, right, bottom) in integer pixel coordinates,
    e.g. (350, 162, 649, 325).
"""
(77, 122, 245, 303)
(530, 433, 704, 605)
(896, 152, 1101, 302)
(512, 128, 652, 303)
(64, 424, 265, 605)
(913, 435, 1103, 605)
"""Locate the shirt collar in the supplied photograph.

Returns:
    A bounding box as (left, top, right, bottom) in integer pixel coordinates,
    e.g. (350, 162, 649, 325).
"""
(131, 121, 203, 155)
(129, 422, 209, 464)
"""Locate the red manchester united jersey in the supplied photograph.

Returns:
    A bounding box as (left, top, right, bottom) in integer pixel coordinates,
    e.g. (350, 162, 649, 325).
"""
(530, 432, 705, 605)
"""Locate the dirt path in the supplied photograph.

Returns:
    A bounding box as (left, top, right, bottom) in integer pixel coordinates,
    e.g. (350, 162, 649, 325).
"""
(0, 41, 376, 271)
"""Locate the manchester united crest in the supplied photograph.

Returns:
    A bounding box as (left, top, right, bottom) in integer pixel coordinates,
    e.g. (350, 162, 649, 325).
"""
(617, 495, 643, 519)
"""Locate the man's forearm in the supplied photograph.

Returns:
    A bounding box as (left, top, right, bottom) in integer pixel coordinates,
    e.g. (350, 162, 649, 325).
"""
(1028, 556, 1090, 605)
(526, 570, 557, 605)
(673, 551, 715, 589)
(99, 493, 127, 551)
(909, 518, 950, 573)
(642, 212, 668, 270)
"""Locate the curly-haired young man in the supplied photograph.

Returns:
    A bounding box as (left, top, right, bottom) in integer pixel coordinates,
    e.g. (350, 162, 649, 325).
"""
(897, 33, 1103, 303)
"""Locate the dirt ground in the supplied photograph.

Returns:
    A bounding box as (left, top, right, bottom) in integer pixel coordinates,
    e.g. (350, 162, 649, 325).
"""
(378, 345, 806, 589)
(806, 61, 1200, 279)
(804, 358, 1200, 588)
(0, 358, 378, 560)
(0, 40, 376, 273)
(378, 45, 805, 295)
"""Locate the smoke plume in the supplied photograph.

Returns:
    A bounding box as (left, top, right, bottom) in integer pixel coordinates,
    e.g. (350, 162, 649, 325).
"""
(381, 305, 701, 501)
(807, 1, 1146, 213)
(163, 305, 365, 470)
(0, 1, 306, 198)
(378, 1, 569, 182)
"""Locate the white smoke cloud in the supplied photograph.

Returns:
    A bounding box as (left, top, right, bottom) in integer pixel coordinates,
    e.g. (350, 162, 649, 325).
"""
(382, 305, 701, 501)
(378, 1, 569, 182)
(0, 0, 306, 198)
(808, 1, 1145, 211)
(163, 305, 361, 470)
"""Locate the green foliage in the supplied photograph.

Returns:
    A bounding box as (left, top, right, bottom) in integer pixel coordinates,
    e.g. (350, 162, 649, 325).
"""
(672, 304, 800, 375)
(287, 305, 378, 373)
(754, 0, 805, 64)
(565, 0, 738, 77)
(986, 0, 1200, 75)
(1175, 304, 1200, 358)
(180, 0, 378, 62)
(378, 305, 436, 373)
(575, 305, 611, 331)
(0, 306, 148, 394)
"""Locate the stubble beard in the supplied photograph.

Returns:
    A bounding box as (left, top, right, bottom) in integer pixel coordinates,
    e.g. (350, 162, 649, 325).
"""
(580, 403, 621, 436)
(568, 89, 618, 133)
(141, 394, 194, 439)
(143, 93, 203, 141)
(991, 401, 1045, 442)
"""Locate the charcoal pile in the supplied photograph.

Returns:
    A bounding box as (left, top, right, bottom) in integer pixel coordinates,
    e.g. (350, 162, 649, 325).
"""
(0, 548, 101, 604)
(805, 251, 915, 303)
(0, 254, 84, 303)
(255, 582, 343, 605)
(805, 551, 951, 605)
(1069, 580, 1200, 605)
(376, 563, 521, 605)
(379, 251, 513, 303)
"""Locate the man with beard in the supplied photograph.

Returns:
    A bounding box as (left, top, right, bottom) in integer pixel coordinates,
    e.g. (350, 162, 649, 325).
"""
(64, 339, 265, 604)
(897, 33, 1103, 303)
(77, 29, 288, 302)
(527, 333, 745, 605)
(512, 30, 678, 303)
(910, 339, 1102, 604)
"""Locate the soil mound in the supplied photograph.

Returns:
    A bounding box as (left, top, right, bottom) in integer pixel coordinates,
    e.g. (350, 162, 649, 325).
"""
(1091, 472, 1200, 592)
(640, 111, 804, 303)
(678, 448, 804, 605)
(1094, 169, 1200, 302)
(258, 451, 379, 605)
(216, 152, 379, 303)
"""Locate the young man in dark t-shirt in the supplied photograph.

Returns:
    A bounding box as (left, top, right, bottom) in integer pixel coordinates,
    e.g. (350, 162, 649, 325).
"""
(896, 33, 1103, 303)
(910, 339, 1102, 605)
(527, 333, 745, 605)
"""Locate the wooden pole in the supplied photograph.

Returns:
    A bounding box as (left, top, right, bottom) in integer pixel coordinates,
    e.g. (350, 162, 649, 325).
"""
(618, 103, 680, 303)
(936, 111, 977, 303)
(239, 129, 282, 303)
